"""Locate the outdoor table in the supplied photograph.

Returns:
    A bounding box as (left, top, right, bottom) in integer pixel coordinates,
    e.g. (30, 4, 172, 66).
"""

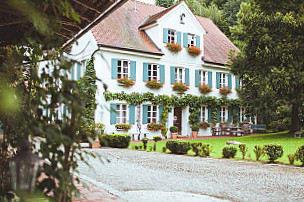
(230, 127, 244, 136)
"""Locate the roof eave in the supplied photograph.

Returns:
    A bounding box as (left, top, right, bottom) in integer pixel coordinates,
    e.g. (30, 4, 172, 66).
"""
(98, 44, 164, 56)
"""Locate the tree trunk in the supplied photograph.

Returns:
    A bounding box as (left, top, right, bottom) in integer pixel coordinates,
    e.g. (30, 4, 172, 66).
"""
(291, 102, 300, 133)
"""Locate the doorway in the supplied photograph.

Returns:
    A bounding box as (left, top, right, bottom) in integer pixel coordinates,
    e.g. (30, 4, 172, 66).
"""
(174, 107, 182, 135)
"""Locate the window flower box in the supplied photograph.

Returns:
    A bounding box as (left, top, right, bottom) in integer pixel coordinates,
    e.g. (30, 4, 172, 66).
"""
(166, 42, 181, 53)
(200, 121, 210, 129)
(145, 79, 163, 89)
(186, 46, 201, 57)
(147, 122, 165, 131)
(219, 86, 232, 96)
(117, 77, 135, 88)
(172, 82, 189, 93)
(115, 123, 131, 132)
(198, 83, 212, 95)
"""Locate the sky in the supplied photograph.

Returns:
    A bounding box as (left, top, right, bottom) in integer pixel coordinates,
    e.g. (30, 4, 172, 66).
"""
(137, 0, 156, 5)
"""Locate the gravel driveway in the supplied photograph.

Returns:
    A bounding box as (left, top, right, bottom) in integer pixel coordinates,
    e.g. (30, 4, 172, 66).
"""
(77, 148, 304, 202)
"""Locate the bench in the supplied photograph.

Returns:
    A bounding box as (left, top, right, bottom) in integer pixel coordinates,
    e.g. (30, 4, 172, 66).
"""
(251, 124, 266, 132)
(294, 131, 304, 138)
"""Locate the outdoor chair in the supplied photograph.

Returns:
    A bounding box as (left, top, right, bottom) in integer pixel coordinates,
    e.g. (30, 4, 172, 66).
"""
(242, 124, 251, 135)
(212, 123, 221, 136)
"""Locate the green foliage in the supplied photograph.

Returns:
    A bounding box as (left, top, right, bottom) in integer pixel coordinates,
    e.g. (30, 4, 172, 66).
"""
(191, 142, 203, 156)
(200, 121, 210, 129)
(153, 136, 162, 142)
(263, 144, 284, 163)
(155, 0, 176, 8)
(295, 145, 304, 166)
(253, 145, 264, 161)
(170, 126, 178, 133)
(99, 134, 131, 148)
(191, 124, 200, 131)
(162, 146, 167, 153)
(287, 153, 295, 165)
(223, 0, 248, 27)
(222, 146, 237, 158)
(238, 144, 248, 159)
(201, 144, 213, 157)
(166, 140, 191, 154)
(141, 137, 149, 150)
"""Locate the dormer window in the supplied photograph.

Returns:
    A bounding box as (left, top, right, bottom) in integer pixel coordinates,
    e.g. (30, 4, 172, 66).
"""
(188, 34, 195, 47)
(168, 29, 176, 43)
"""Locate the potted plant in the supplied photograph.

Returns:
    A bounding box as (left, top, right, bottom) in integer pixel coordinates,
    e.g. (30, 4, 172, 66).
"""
(172, 82, 189, 93)
(200, 121, 210, 130)
(198, 83, 212, 95)
(115, 123, 131, 132)
(147, 122, 165, 131)
(166, 42, 181, 53)
(219, 86, 232, 96)
(186, 46, 201, 57)
(170, 126, 178, 139)
(191, 124, 199, 139)
(117, 77, 135, 88)
(145, 79, 163, 89)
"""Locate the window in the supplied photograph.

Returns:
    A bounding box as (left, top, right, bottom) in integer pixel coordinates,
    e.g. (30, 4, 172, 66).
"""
(147, 105, 157, 123)
(199, 70, 208, 85)
(148, 64, 158, 81)
(116, 104, 128, 123)
(220, 107, 228, 122)
(180, 13, 185, 24)
(199, 106, 208, 122)
(117, 60, 129, 79)
(188, 34, 195, 47)
(220, 73, 227, 88)
(175, 67, 184, 83)
(168, 29, 176, 43)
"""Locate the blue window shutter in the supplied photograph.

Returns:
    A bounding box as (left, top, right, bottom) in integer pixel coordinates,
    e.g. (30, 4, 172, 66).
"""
(216, 72, 220, 89)
(217, 107, 220, 122)
(177, 32, 181, 45)
(170, 66, 175, 84)
(196, 35, 200, 48)
(208, 71, 212, 88)
(143, 63, 148, 82)
(159, 65, 165, 83)
(142, 105, 148, 124)
(208, 107, 212, 122)
(185, 68, 189, 86)
(195, 70, 199, 87)
(228, 107, 232, 122)
(111, 59, 118, 79)
(129, 105, 135, 124)
(71, 66, 75, 80)
(130, 61, 136, 80)
(159, 105, 163, 122)
(183, 33, 188, 47)
(235, 76, 240, 89)
(77, 63, 81, 80)
(163, 28, 168, 43)
(228, 74, 232, 89)
(110, 103, 117, 125)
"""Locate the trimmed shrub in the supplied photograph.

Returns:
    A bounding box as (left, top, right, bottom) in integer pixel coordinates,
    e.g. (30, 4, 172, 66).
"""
(99, 134, 131, 148)
(253, 145, 264, 161)
(166, 140, 191, 155)
(141, 137, 149, 150)
(201, 144, 213, 157)
(162, 146, 167, 153)
(287, 154, 295, 165)
(139, 146, 143, 150)
(153, 136, 162, 151)
(222, 146, 237, 158)
(295, 145, 304, 166)
(263, 144, 284, 163)
(135, 145, 139, 150)
(239, 144, 248, 159)
(191, 142, 202, 156)
(191, 124, 199, 132)
(170, 126, 178, 133)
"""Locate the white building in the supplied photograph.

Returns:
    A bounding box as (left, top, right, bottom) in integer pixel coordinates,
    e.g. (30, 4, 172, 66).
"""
(68, 0, 246, 139)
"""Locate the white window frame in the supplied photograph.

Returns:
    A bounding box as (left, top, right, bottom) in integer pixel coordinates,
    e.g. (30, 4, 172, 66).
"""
(147, 105, 158, 124)
(188, 34, 195, 47)
(117, 60, 130, 79)
(220, 73, 228, 88)
(148, 64, 159, 81)
(168, 29, 176, 43)
(116, 104, 128, 124)
(175, 67, 184, 83)
(199, 70, 208, 85)
(220, 106, 228, 122)
(199, 106, 208, 122)
(239, 107, 245, 123)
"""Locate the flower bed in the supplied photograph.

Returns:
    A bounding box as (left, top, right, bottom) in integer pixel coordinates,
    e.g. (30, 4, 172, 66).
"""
(166, 42, 181, 53)
(198, 83, 212, 95)
(219, 86, 232, 96)
(186, 46, 201, 56)
(172, 82, 189, 93)
(145, 79, 163, 89)
(117, 77, 135, 88)
(147, 122, 165, 131)
(115, 123, 131, 132)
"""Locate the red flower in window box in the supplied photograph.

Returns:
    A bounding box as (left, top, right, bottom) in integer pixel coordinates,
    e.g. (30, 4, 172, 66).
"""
(147, 122, 165, 131)
(115, 123, 131, 131)
(219, 86, 232, 96)
(166, 42, 182, 53)
(145, 79, 163, 89)
(117, 77, 135, 88)
(200, 121, 210, 129)
(198, 83, 212, 95)
(172, 82, 189, 93)
(186, 46, 201, 57)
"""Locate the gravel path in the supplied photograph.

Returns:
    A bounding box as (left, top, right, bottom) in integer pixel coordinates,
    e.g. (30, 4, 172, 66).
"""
(77, 148, 304, 202)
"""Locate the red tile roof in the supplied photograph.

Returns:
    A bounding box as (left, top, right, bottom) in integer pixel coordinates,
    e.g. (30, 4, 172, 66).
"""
(91, 0, 239, 64)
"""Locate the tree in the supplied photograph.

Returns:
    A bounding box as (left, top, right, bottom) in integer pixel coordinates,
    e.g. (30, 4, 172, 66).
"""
(230, 0, 304, 132)
(222, 0, 248, 27)
(156, 0, 176, 8)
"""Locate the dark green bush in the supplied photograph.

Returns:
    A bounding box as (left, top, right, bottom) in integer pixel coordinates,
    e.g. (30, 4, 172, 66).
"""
(222, 146, 237, 158)
(135, 145, 139, 150)
(166, 140, 190, 155)
(263, 144, 284, 162)
(239, 144, 248, 159)
(295, 145, 304, 166)
(142, 137, 149, 150)
(99, 134, 131, 148)
(169, 126, 178, 133)
(201, 144, 213, 157)
(287, 153, 295, 165)
(162, 146, 167, 153)
(191, 124, 199, 132)
(191, 142, 202, 156)
(253, 145, 264, 161)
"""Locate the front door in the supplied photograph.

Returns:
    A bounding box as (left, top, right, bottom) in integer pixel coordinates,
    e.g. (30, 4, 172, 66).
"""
(174, 107, 182, 135)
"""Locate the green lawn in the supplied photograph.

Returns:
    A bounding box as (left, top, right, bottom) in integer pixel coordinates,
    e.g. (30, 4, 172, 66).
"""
(130, 131, 304, 165)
